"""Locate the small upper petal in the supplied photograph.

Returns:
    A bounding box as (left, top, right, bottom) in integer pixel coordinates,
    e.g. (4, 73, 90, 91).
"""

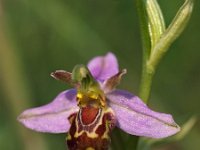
(107, 90, 180, 138)
(87, 52, 119, 81)
(18, 89, 79, 133)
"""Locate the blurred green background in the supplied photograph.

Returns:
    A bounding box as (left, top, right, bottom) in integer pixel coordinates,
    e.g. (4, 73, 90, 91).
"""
(0, 0, 199, 150)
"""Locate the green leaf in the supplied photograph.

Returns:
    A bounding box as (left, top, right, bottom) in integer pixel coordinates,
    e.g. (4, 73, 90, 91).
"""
(148, 0, 194, 70)
(146, 0, 166, 49)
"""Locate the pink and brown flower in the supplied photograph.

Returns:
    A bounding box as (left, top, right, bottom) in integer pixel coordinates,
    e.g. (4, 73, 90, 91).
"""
(18, 53, 180, 150)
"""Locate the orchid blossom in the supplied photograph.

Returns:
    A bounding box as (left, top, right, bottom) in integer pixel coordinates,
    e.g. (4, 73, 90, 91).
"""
(18, 53, 180, 150)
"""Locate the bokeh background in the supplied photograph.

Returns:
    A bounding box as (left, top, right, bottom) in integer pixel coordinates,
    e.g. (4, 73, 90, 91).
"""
(0, 0, 199, 150)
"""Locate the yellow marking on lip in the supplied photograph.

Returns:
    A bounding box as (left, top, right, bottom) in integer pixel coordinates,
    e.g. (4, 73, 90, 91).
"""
(86, 147, 95, 150)
(66, 133, 72, 140)
(74, 127, 98, 139)
(102, 120, 110, 139)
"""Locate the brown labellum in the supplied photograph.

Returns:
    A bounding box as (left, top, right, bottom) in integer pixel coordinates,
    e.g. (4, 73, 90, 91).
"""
(67, 106, 116, 150)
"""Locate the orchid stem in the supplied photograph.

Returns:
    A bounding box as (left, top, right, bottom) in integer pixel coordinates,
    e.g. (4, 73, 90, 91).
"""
(139, 66, 154, 103)
(135, 0, 152, 103)
(135, 0, 155, 149)
(135, 0, 194, 149)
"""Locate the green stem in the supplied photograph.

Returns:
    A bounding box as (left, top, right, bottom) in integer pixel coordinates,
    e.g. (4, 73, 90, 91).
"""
(135, 0, 194, 149)
(135, 0, 151, 62)
(139, 66, 154, 103)
(135, 0, 153, 103)
(135, 0, 155, 149)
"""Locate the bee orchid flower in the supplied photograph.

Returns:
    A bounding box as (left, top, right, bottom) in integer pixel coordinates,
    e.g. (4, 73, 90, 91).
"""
(18, 53, 180, 150)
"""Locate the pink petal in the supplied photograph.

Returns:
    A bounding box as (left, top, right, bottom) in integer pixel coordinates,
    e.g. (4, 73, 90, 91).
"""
(87, 52, 119, 81)
(107, 90, 180, 138)
(18, 89, 79, 133)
